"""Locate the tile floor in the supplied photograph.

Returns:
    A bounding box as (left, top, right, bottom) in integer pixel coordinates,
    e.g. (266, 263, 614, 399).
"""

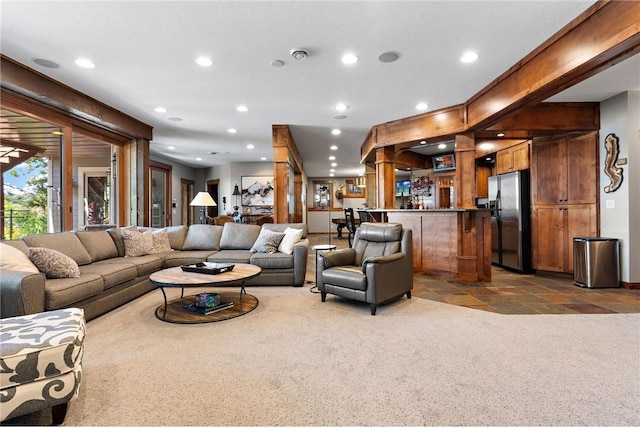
(308, 235, 640, 315)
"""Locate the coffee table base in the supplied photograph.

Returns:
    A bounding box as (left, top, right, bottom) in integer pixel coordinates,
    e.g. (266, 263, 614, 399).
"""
(155, 291, 258, 324)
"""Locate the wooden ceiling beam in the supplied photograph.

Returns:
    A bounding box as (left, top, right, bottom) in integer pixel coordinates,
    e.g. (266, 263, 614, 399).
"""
(360, 1, 640, 158)
(484, 102, 600, 132)
(1, 55, 153, 140)
(466, 0, 640, 130)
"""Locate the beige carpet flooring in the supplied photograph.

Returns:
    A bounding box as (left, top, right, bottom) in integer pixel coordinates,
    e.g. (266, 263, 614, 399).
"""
(5, 284, 640, 426)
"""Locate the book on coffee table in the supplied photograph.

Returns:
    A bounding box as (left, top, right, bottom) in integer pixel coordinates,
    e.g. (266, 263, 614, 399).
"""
(183, 300, 234, 315)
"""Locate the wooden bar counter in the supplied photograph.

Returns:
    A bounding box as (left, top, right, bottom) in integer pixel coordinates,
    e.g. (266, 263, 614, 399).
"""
(363, 209, 491, 283)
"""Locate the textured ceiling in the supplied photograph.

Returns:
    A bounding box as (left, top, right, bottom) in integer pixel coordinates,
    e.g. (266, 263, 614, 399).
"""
(1, 1, 637, 178)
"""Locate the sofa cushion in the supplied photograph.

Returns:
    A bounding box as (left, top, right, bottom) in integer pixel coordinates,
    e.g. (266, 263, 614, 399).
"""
(182, 225, 223, 251)
(220, 223, 261, 250)
(249, 228, 285, 254)
(0, 242, 39, 273)
(79, 261, 138, 290)
(123, 229, 154, 257)
(44, 274, 104, 310)
(76, 230, 119, 262)
(106, 226, 139, 257)
(22, 232, 92, 266)
(277, 227, 304, 255)
(207, 250, 253, 264)
(99, 255, 162, 277)
(166, 225, 189, 250)
(27, 247, 80, 279)
(161, 250, 218, 268)
(250, 252, 294, 269)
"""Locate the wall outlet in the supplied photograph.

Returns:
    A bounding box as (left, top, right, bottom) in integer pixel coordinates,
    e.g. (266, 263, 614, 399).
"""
(606, 199, 615, 209)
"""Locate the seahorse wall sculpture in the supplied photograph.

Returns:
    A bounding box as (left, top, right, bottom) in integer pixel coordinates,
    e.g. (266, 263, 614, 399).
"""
(604, 133, 623, 193)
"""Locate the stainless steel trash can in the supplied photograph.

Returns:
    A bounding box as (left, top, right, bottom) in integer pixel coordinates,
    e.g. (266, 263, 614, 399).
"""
(573, 237, 620, 288)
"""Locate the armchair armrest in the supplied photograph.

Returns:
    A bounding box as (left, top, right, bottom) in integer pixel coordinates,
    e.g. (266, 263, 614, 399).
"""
(361, 252, 404, 271)
(319, 248, 356, 269)
(1, 270, 46, 318)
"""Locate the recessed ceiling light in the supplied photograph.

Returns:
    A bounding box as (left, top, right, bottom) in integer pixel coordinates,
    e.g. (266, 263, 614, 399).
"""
(416, 102, 429, 111)
(167, 146, 176, 150)
(331, 129, 341, 136)
(485, 157, 492, 161)
(341, 53, 358, 65)
(196, 56, 213, 67)
(51, 131, 63, 136)
(246, 144, 255, 150)
(419, 140, 427, 145)
(75, 58, 95, 68)
(227, 128, 237, 134)
(438, 143, 447, 149)
(333, 115, 347, 120)
(236, 105, 248, 112)
(270, 59, 285, 67)
(497, 132, 505, 137)
(329, 155, 336, 160)
(330, 145, 338, 151)
(378, 51, 400, 63)
(290, 48, 309, 60)
(168, 117, 182, 122)
(335, 103, 348, 112)
(260, 157, 267, 161)
(330, 169, 335, 173)
(331, 162, 337, 167)
(154, 107, 167, 113)
(196, 157, 202, 161)
(461, 51, 478, 63)
(33, 58, 59, 69)
(329, 173, 334, 177)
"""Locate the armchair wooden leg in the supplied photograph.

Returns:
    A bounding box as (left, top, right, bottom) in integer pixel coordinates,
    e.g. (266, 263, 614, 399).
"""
(51, 402, 69, 426)
(321, 291, 327, 302)
(370, 304, 377, 315)
(406, 290, 412, 299)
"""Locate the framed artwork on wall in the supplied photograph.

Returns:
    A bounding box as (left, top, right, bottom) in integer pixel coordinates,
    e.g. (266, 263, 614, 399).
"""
(345, 179, 366, 198)
(241, 176, 274, 207)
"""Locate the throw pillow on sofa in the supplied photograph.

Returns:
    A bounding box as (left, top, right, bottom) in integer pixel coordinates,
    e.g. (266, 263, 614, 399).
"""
(27, 247, 80, 279)
(249, 229, 285, 254)
(278, 227, 304, 255)
(123, 229, 154, 257)
(150, 228, 173, 253)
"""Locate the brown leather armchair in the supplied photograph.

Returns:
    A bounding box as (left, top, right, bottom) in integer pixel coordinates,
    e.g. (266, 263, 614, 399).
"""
(256, 215, 274, 225)
(213, 215, 234, 226)
(316, 223, 413, 315)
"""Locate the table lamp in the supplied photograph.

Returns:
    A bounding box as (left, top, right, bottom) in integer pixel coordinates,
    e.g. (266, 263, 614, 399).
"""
(232, 184, 241, 217)
(190, 191, 216, 224)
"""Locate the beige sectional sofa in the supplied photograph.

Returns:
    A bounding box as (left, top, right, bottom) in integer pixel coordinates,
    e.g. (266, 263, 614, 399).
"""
(0, 222, 308, 321)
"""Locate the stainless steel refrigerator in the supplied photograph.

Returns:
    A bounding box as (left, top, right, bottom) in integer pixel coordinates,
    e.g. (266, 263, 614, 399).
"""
(488, 170, 532, 273)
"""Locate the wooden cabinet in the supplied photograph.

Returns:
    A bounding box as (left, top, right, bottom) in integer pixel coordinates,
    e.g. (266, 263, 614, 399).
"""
(496, 141, 530, 175)
(475, 164, 492, 198)
(531, 132, 598, 273)
(435, 174, 455, 208)
(532, 204, 597, 272)
(532, 133, 597, 205)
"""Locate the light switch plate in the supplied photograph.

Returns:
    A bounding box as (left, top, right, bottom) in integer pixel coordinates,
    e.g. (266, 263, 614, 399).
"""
(606, 199, 615, 209)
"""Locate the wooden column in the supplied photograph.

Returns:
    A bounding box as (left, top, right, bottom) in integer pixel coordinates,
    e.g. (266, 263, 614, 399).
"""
(375, 147, 395, 209)
(272, 125, 304, 223)
(61, 126, 73, 230)
(364, 163, 376, 208)
(454, 132, 476, 209)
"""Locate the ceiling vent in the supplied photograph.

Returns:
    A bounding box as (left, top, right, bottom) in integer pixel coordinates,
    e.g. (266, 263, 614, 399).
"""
(290, 48, 309, 60)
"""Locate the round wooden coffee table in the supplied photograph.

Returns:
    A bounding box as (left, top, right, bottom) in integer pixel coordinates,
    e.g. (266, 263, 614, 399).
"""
(149, 264, 261, 324)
